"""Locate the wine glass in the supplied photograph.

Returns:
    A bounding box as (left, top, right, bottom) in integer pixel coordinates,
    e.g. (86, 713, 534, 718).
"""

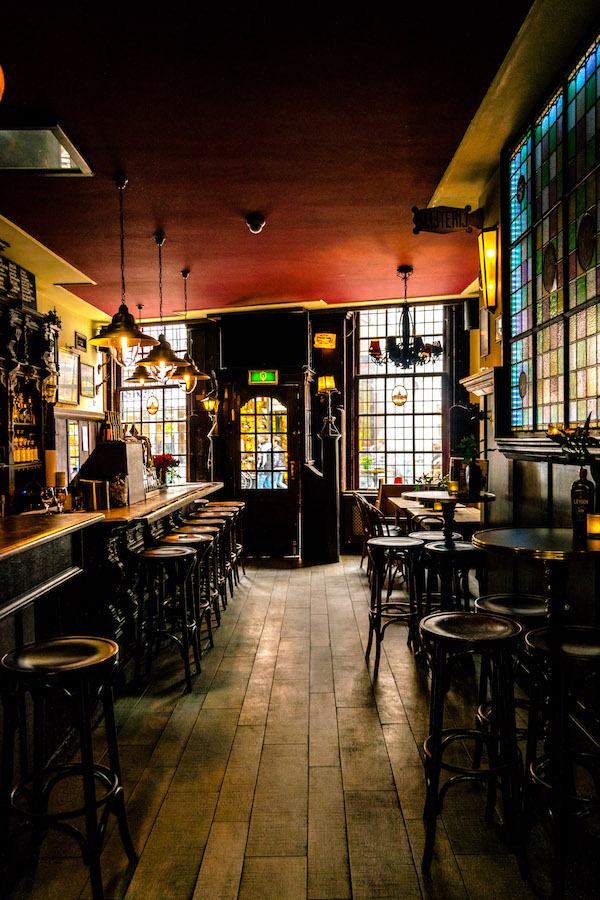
(41, 487, 54, 513)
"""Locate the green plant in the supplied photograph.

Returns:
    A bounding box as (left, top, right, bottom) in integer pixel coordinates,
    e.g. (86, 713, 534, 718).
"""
(453, 434, 479, 465)
(361, 456, 373, 471)
(548, 413, 600, 508)
(415, 472, 448, 490)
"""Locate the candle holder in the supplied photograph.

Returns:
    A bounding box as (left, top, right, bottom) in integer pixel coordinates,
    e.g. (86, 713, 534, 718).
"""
(587, 513, 600, 536)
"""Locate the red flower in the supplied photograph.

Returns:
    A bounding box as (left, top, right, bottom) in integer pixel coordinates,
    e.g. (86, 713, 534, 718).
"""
(153, 453, 180, 470)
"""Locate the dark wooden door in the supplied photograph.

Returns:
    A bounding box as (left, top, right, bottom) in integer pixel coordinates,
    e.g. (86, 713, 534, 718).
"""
(235, 385, 301, 557)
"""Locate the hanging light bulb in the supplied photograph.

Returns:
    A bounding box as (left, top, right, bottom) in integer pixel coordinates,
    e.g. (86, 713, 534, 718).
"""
(90, 175, 158, 367)
(137, 232, 190, 381)
(123, 306, 159, 386)
(170, 269, 210, 394)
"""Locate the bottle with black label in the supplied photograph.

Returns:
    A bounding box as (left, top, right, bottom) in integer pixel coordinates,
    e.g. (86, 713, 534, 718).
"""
(571, 467, 594, 537)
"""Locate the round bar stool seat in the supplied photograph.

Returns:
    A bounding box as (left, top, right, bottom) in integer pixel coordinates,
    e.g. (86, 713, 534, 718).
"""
(365, 536, 425, 677)
(189, 513, 236, 598)
(419, 611, 523, 874)
(422, 540, 487, 613)
(408, 530, 461, 543)
(0, 637, 137, 900)
(135, 545, 199, 692)
(158, 532, 218, 633)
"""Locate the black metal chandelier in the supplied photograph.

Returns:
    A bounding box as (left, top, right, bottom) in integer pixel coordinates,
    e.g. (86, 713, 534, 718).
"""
(368, 265, 442, 369)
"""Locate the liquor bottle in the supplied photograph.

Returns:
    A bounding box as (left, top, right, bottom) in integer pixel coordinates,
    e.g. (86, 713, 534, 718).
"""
(571, 467, 594, 537)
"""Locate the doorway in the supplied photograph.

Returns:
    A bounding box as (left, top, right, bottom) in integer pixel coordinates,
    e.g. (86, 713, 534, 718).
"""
(234, 386, 301, 557)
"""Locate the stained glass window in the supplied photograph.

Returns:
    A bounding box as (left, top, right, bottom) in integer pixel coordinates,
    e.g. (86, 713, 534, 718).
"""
(508, 33, 600, 432)
(240, 396, 288, 490)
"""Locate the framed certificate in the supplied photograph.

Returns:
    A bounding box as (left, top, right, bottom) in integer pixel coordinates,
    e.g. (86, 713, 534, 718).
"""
(57, 348, 79, 404)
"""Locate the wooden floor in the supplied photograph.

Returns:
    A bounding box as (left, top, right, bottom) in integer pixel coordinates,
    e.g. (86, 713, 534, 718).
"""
(8, 556, 600, 899)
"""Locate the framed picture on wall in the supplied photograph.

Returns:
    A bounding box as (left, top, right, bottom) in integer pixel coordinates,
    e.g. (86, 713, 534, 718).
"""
(57, 348, 79, 405)
(79, 362, 95, 398)
(74, 331, 87, 352)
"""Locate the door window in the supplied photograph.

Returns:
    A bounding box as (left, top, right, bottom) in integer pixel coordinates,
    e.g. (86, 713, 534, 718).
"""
(240, 396, 288, 490)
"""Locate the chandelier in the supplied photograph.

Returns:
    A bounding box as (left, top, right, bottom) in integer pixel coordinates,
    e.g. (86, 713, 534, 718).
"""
(368, 265, 442, 369)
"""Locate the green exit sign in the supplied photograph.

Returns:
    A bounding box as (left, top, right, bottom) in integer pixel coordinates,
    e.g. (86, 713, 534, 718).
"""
(248, 369, 279, 385)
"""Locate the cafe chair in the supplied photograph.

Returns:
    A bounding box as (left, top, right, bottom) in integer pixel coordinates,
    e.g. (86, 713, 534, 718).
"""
(0, 637, 137, 900)
(365, 536, 425, 677)
(419, 611, 523, 874)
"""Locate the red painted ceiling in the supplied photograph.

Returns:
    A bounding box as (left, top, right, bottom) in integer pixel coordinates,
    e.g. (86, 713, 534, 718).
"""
(0, 5, 532, 319)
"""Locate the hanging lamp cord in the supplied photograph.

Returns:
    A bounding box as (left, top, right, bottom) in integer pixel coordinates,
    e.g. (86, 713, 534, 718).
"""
(114, 173, 128, 305)
(182, 269, 190, 321)
(155, 231, 165, 327)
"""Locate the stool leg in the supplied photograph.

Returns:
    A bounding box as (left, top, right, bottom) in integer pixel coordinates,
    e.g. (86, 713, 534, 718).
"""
(422, 641, 445, 873)
(0, 678, 17, 883)
(76, 681, 104, 900)
(100, 683, 137, 864)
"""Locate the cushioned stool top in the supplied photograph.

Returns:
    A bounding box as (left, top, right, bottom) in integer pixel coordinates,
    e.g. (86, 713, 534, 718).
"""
(1, 636, 119, 673)
(420, 611, 522, 647)
(176, 524, 220, 534)
(159, 533, 213, 545)
(525, 626, 600, 660)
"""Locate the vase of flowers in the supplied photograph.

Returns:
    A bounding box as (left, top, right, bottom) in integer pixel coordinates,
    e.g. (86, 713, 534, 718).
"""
(153, 453, 180, 486)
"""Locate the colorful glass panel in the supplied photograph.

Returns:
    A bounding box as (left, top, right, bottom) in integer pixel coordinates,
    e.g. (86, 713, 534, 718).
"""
(511, 335, 533, 430)
(240, 396, 288, 490)
(568, 305, 600, 426)
(509, 235, 533, 337)
(536, 321, 564, 427)
(566, 37, 600, 188)
(510, 132, 531, 243)
(535, 207, 563, 325)
(534, 91, 563, 217)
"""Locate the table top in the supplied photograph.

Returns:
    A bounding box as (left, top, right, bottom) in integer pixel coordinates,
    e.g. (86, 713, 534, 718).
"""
(0, 512, 105, 562)
(388, 496, 481, 524)
(472, 526, 600, 560)
(402, 489, 495, 504)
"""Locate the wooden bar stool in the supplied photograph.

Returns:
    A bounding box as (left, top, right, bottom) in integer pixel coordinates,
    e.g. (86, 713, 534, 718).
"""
(422, 540, 487, 613)
(158, 532, 216, 638)
(188, 513, 235, 600)
(419, 611, 523, 874)
(0, 637, 137, 900)
(203, 505, 242, 585)
(205, 501, 246, 576)
(365, 536, 425, 677)
(173, 524, 222, 622)
(178, 517, 228, 610)
(135, 545, 199, 693)
(524, 625, 600, 897)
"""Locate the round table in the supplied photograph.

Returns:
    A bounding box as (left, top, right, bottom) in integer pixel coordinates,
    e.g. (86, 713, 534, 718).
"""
(402, 490, 495, 546)
(471, 526, 600, 627)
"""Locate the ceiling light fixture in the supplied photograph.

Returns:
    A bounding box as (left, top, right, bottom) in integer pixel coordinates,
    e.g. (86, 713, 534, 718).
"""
(123, 305, 159, 386)
(137, 232, 190, 381)
(368, 265, 442, 369)
(246, 212, 266, 234)
(170, 269, 210, 394)
(90, 175, 158, 366)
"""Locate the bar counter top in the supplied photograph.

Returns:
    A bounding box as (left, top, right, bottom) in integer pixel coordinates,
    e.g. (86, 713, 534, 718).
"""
(99, 481, 224, 525)
(0, 512, 105, 563)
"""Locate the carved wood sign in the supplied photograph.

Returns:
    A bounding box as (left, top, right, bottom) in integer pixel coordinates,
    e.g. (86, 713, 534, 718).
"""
(0, 255, 37, 308)
(412, 205, 483, 235)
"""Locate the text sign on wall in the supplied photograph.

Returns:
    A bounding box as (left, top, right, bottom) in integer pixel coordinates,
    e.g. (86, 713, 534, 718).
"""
(0, 255, 37, 308)
(248, 369, 279, 385)
(314, 332, 336, 349)
(411, 205, 483, 235)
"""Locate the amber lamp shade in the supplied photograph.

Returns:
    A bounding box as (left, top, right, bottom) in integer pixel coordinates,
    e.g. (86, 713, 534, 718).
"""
(368, 339, 382, 359)
(587, 513, 600, 536)
(317, 375, 337, 393)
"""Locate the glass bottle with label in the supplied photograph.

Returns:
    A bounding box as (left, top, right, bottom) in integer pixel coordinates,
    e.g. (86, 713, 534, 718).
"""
(571, 467, 594, 537)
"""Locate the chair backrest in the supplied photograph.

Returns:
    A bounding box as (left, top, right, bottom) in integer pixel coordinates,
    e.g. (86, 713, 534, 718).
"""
(354, 493, 388, 539)
(376, 482, 417, 517)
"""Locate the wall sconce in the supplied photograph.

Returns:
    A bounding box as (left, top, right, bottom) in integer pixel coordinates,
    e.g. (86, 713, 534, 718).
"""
(317, 375, 340, 436)
(202, 395, 218, 414)
(478, 227, 498, 310)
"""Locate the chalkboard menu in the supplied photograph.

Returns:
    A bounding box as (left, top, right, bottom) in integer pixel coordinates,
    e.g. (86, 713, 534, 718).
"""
(0, 255, 37, 309)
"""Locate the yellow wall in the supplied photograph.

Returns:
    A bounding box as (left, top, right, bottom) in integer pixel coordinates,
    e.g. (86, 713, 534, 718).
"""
(36, 284, 108, 415)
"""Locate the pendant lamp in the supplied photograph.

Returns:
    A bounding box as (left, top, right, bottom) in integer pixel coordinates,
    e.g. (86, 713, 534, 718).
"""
(170, 269, 210, 394)
(90, 174, 158, 367)
(137, 232, 190, 381)
(123, 305, 159, 386)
